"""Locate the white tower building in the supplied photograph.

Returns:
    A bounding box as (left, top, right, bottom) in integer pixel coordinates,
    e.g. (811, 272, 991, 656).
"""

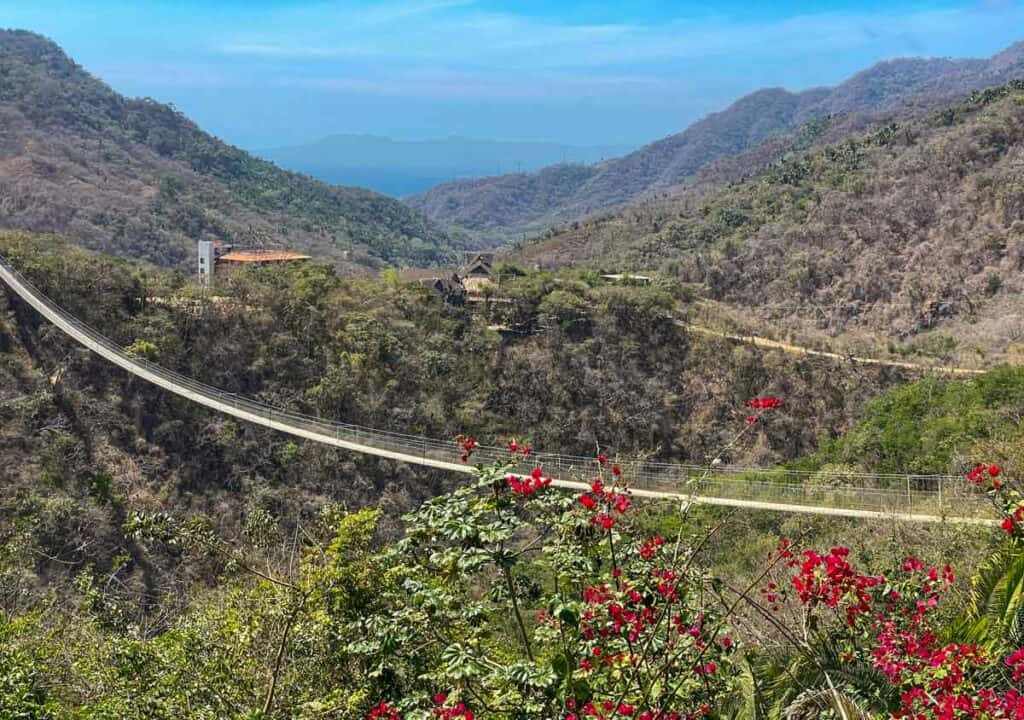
(197, 240, 215, 286)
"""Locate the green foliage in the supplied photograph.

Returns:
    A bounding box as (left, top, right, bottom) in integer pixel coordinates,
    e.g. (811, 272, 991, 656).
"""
(0, 619, 56, 720)
(124, 339, 159, 361)
(0, 458, 747, 718)
(816, 366, 1024, 473)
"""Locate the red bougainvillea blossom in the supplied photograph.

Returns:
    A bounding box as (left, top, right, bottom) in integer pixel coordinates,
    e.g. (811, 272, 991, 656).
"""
(787, 546, 883, 624)
(572, 556, 734, 717)
(367, 695, 477, 720)
(771, 538, 1024, 720)
(455, 435, 478, 462)
(433, 697, 475, 720)
(506, 439, 532, 456)
(743, 396, 782, 428)
(367, 702, 401, 720)
(746, 396, 782, 410)
(639, 536, 664, 560)
(967, 463, 1001, 485)
(578, 474, 632, 529)
(965, 463, 1024, 536)
(506, 467, 552, 496)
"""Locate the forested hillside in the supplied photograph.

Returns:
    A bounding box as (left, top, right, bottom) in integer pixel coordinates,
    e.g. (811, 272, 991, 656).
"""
(3, 235, 1021, 719)
(0, 234, 942, 610)
(407, 42, 1024, 245)
(515, 82, 1024, 367)
(0, 30, 453, 269)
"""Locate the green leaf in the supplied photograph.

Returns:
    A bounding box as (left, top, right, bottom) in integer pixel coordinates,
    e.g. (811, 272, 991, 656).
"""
(557, 606, 579, 627)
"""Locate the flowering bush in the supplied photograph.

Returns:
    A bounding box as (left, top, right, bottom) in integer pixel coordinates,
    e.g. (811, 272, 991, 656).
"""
(758, 533, 1024, 719)
(963, 462, 1024, 539)
(355, 446, 738, 719)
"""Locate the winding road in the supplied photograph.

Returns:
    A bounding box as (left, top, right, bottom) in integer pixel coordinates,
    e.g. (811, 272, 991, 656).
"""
(678, 322, 984, 376)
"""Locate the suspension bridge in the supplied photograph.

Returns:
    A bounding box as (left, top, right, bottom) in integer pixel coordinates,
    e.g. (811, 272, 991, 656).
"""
(0, 254, 998, 526)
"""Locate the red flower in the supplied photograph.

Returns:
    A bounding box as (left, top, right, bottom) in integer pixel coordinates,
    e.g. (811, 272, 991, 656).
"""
(579, 494, 597, 510)
(367, 702, 401, 720)
(989, 464, 1001, 478)
(455, 434, 477, 462)
(508, 472, 551, 497)
(614, 494, 631, 514)
(745, 415, 759, 424)
(433, 698, 474, 720)
(508, 440, 518, 452)
(746, 396, 782, 410)
(612, 464, 622, 476)
(639, 537, 664, 559)
(597, 453, 608, 466)
(1002, 517, 1016, 533)
(1006, 648, 1024, 680)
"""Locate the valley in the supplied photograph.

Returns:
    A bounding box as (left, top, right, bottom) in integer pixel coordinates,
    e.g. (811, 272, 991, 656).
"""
(2, 18, 1024, 720)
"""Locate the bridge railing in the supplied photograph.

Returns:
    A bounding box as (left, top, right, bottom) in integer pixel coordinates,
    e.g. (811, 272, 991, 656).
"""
(0, 253, 994, 521)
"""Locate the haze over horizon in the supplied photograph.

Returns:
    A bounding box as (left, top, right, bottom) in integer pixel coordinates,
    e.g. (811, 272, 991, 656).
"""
(2, 0, 1023, 154)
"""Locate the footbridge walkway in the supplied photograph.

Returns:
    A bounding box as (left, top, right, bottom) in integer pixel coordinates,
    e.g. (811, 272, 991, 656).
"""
(0, 254, 996, 526)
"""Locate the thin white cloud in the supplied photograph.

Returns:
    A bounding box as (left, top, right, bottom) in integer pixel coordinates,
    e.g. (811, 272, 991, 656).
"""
(215, 2, 1024, 72)
(343, 0, 476, 27)
(220, 43, 367, 58)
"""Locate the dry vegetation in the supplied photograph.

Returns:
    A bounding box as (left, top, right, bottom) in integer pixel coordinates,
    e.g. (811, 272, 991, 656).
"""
(514, 82, 1024, 368)
(0, 30, 453, 270)
(407, 44, 1024, 246)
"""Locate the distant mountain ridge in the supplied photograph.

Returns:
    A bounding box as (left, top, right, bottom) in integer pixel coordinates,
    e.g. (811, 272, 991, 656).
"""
(406, 41, 1024, 246)
(260, 134, 633, 196)
(511, 80, 1024, 360)
(0, 29, 454, 269)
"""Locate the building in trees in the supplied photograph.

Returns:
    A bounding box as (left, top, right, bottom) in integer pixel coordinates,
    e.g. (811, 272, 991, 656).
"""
(461, 252, 495, 294)
(197, 241, 309, 285)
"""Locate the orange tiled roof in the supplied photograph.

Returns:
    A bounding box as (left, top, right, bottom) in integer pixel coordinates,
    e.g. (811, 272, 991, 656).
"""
(217, 251, 310, 263)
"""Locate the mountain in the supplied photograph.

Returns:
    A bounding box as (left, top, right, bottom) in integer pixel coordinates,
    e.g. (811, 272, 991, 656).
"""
(513, 81, 1024, 365)
(260, 134, 633, 196)
(0, 30, 453, 269)
(407, 42, 1024, 246)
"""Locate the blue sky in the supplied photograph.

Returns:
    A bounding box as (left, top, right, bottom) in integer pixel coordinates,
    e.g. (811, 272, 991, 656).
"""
(2, 0, 1023, 151)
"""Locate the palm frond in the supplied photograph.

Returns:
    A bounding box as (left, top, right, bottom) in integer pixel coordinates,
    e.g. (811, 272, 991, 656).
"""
(950, 545, 1024, 649)
(783, 687, 872, 720)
